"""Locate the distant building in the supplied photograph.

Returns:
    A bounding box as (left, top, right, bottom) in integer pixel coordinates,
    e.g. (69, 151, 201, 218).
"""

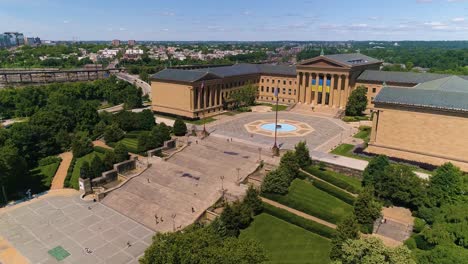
(128, 40, 136, 46)
(0, 32, 25, 48)
(24, 37, 41, 46)
(112, 39, 120, 47)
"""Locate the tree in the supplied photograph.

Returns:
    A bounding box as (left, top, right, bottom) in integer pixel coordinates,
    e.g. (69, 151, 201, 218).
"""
(230, 83, 258, 108)
(219, 203, 242, 237)
(261, 168, 291, 195)
(140, 224, 267, 264)
(243, 186, 263, 215)
(114, 142, 129, 162)
(294, 141, 312, 169)
(345, 86, 368, 116)
(102, 150, 116, 170)
(173, 118, 187, 136)
(354, 187, 382, 233)
(334, 236, 415, 264)
(427, 162, 464, 207)
(90, 155, 104, 179)
(376, 164, 428, 210)
(138, 109, 155, 131)
(80, 161, 91, 179)
(279, 151, 300, 180)
(104, 123, 125, 143)
(71, 133, 93, 158)
(362, 155, 390, 187)
(330, 214, 360, 260)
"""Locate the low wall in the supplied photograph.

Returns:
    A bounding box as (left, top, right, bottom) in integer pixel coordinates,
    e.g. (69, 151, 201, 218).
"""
(312, 160, 363, 179)
(147, 139, 177, 157)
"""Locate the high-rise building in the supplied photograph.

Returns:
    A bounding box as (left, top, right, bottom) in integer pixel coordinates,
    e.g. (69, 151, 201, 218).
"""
(0, 32, 25, 48)
(128, 40, 136, 46)
(112, 39, 120, 47)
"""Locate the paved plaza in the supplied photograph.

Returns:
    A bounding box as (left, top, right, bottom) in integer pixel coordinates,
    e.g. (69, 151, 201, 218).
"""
(0, 191, 154, 264)
(102, 136, 278, 233)
(206, 112, 349, 151)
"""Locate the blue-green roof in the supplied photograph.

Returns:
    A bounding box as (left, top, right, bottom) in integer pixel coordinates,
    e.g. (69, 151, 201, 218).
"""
(374, 76, 468, 112)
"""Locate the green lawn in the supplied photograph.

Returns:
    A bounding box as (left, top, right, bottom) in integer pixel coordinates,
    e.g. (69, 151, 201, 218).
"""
(240, 213, 331, 264)
(330, 144, 371, 161)
(257, 103, 288, 111)
(119, 137, 139, 153)
(353, 126, 371, 143)
(265, 179, 353, 224)
(70, 151, 105, 189)
(304, 166, 362, 194)
(30, 161, 61, 188)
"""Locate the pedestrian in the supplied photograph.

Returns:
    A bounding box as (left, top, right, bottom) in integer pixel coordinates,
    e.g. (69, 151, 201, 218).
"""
(147, 178, 150, 183)
(192, 207, 195, 213)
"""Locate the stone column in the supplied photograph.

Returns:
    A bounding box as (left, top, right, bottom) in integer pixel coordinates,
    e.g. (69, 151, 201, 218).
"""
(198, 87, 205, 109)
(329, 74, 335, 107)
(296, 72, 301, 103)
(338, 75, 343, 109)
(205, 86, 210, 108)
(301, 73, 307, 103)
(313, 73, 319, 105)
(304, 73, 311, 104)
(321, 75, 327, 106)
(344, 76, 350, 108)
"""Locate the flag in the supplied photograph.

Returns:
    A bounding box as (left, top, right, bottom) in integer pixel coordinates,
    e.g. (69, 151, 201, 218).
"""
(274, 87, 279, 98)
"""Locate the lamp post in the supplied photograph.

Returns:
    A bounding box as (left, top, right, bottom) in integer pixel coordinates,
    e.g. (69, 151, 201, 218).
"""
(236, 168, 241, 184)
(272, 86, 280, 156)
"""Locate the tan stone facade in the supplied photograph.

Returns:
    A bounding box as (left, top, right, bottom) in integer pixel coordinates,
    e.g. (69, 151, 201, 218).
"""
(369, 105, 468, 171)
(151, 54, 383, 119)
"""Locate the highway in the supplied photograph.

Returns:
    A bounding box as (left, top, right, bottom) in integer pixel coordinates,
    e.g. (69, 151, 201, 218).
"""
(114, 72, 151, 96)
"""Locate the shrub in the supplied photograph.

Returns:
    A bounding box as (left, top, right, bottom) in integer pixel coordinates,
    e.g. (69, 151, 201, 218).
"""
(261, 168, 291, 195)
(309, 177, 356, 205)
(94, 146, 111, 154)
(71, 134, 93, 158)
(345, 86, 367, 116)
(413, 217, 426, 233)
(404, 237, 417, 250)
(294, 141, 312, 169)
(279, 151, 300, 179)
(354, 187, 382, 234)
(64, 157, 77, 188)
(173, 118, 187, 136)
(304, 166, 360, 194)
(263, 203, 336, 239)
(104, 123, 125, 143)
(114, 142, 129, 163)
(38, 156, 62, 166)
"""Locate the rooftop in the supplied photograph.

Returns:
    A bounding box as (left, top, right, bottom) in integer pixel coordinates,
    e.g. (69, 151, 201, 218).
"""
(151, 63, 296, 82)
(323, 53, 381, 67)
(374, 76, 468, 112)
(357, 70, 468, 84)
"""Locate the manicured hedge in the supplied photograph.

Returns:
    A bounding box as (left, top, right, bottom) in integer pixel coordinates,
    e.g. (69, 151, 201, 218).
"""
(306, 176, 356, 205)
(94, 146, 111, 154)
(64, 157, 77, 188)
(263, 203, 336, 239)
(303, 166, 361, 194)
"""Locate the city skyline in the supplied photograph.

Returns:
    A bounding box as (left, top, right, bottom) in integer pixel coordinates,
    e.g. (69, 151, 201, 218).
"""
(1, 0, 468, 41)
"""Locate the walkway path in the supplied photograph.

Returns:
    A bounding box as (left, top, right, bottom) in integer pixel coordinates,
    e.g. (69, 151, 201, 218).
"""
(0, 236, 29, 264)
(260, 197, 337, 229)
(50, 152, 73, 190)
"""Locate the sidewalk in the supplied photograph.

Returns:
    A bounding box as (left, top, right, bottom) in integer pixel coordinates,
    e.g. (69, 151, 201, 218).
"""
(50, 152, 73, 190)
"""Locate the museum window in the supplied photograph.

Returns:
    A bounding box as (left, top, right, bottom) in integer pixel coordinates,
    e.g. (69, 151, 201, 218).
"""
(372, 88, 377, 93)
(282, 88, 286, 94)
(261, 86, 264, 92)
(294, 89, 296, 95)
(261, 79, 264, 83)
(266, 87, 269, 93)
(288, 89, 292, 95)
(284, 80, 286, 85)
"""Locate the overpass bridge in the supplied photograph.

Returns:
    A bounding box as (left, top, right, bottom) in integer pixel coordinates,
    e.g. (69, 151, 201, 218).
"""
(0, 68, 121, 86)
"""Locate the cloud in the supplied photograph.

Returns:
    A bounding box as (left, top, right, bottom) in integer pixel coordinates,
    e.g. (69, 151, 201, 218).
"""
(452, 17, 465, 22)
(447, 0, 467, 2)
(416, 0, 433, 3)
(161, 28, 169, 32)
(119, 27, 127, 31)
(242, 10, 252, 16)
(161, 11, 175, 16)
(63, 20, 70, 24)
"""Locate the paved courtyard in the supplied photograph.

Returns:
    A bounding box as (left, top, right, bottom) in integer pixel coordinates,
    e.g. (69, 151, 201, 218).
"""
(206, 112, 349, 151)
(102, 136, 278, 233)
(0, 191, 154, 264)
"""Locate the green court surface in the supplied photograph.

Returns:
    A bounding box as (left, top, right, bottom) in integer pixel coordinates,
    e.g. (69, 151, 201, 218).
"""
(48, 246, 70, 261)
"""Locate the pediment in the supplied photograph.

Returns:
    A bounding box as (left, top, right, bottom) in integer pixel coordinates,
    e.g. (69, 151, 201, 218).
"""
(298, 57, 349, 69)
(196, 73, 222, 81)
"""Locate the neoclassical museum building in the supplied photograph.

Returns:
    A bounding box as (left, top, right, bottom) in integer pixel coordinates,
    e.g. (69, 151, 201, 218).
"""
(151, 53, 468, 170)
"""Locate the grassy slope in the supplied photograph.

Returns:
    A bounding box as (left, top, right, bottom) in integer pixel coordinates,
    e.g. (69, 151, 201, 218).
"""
(70, 151, 105, 189)
(304, 166, 362, 193)
(30, 161, 61, 188)
(265, 179, 353, 224)
(240, 213, 331, 264)
(353, 126, 371, 143)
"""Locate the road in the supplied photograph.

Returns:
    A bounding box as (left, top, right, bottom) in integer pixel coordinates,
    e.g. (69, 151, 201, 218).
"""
(115, 72, 151, 96)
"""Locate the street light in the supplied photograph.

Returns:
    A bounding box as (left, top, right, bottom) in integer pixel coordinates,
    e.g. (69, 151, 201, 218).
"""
(236, 168, 241, 184)
(272, 86, 280, 156)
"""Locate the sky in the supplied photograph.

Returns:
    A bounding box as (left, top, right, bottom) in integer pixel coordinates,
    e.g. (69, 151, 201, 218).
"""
(1, 0, 468, 41)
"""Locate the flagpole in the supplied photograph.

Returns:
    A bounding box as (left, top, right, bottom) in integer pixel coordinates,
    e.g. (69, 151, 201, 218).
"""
(272, 86, 280, 156)
(201, 81, 209, 137)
